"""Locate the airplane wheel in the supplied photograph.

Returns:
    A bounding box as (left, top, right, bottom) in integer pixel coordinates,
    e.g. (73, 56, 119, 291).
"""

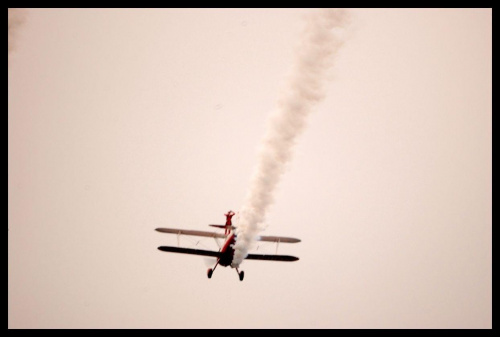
(207, 268, 213, 279)
(239, 271, 244, 281)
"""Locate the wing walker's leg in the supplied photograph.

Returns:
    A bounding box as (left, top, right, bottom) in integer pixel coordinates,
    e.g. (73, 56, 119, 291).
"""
(207, 260, 219, 279)
(235, 268, 245, 282)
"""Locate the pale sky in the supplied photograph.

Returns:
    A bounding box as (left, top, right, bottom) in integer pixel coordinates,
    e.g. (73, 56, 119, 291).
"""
(8, 8, 491, 329)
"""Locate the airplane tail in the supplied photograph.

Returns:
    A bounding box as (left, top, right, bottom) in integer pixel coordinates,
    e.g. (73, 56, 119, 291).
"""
(209, 224, 235, 235)
(208, 224, 226, 229)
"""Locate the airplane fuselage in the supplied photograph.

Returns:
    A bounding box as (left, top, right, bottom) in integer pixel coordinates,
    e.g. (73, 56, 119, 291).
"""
(218, 233, 236, 267)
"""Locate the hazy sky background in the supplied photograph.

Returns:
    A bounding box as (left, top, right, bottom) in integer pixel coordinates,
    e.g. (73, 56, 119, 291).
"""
(8, 8, 491, 328)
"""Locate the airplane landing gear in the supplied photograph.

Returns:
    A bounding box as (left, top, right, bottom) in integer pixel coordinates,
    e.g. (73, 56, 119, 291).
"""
(207, 261, 219, 279)
(236, 268, 244, 281)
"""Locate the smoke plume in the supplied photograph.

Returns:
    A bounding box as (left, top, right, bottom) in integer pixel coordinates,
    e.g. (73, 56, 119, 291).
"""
(232, 9, 350, 267)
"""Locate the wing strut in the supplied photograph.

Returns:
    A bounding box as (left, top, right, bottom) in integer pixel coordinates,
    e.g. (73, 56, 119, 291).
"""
(213, 236, 221, 250)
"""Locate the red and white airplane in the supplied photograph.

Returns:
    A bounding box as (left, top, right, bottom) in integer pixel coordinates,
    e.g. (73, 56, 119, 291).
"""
(156, 210, 300, 281)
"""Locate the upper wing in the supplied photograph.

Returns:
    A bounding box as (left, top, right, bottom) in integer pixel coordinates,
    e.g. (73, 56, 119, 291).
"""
(156, 228, 299, 243)
(245, 253, 299, 262)
(155, 228, 226, 239)
(158, 246, 222, 258)
(258, 235, 301, 243)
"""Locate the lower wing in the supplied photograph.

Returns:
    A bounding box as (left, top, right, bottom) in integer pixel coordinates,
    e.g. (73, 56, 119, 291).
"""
(245, 254, 299, 262)
(157, 246, 222, 258)
(157, 246, 299, 262)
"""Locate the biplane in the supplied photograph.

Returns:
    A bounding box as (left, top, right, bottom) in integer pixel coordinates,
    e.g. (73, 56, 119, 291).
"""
(156, 210, 300, 281)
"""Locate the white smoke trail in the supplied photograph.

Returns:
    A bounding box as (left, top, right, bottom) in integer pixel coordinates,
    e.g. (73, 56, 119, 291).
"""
(232, 8, 350, 267)
(8, 8, 27, 55)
